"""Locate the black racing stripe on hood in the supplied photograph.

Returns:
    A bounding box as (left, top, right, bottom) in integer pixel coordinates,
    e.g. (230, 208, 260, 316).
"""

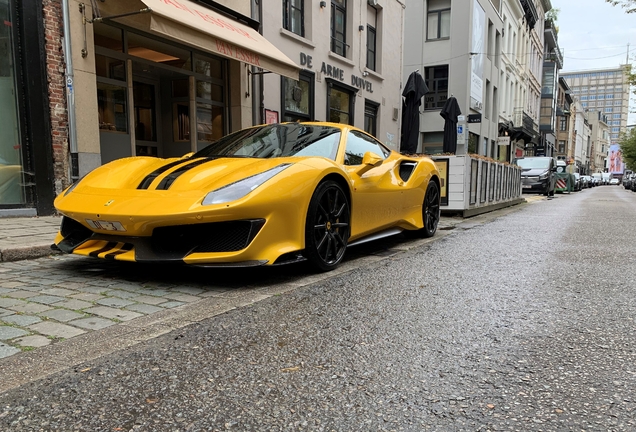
(104, 243, 134, 260)
(155, 158, 215, 190)
(89, 241, 119, 258)
(137, 159, 191, 190)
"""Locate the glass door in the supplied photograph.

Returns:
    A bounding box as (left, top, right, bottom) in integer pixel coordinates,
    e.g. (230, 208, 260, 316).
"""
(0, 0, 25, 204)
(133, 80, 159, 156)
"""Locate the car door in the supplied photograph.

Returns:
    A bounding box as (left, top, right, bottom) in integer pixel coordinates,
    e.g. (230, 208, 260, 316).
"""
(342, 131, 402, 238)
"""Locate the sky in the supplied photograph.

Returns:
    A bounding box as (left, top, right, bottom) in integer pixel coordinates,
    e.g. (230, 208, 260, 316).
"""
(556, 0, 635, 73)
(555, 0, 636, 122)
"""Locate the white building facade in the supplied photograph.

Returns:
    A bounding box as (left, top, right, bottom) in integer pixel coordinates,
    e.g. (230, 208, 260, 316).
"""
(259, 0, 406, 150)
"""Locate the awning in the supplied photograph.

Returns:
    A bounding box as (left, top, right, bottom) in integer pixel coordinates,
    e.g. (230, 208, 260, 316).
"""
(95, 0, 300, 80)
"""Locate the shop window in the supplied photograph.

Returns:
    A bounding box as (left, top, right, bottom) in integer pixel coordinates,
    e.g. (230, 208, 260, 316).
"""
(331, 0, 347, 56)
(422, 132, 444, 154)
(366, 25, 376, 71)
(95, 55, 125, 81)
(94, 23, 123, 52)
(558, 140, 565, 153)
(127, 31, 191, 70)
(97, 82, 127, 132)
(133, 82, 156, 142)
(196, 81, 223, 103)
(196, 103, 223, 142)
(327, 81, 355, 125)
(427, 0, 450, 40)
(283, 0, 304, 37)
(423, 65, 448, 110)
(281, 70, 314, 122)
(194, 55, 223, 80)
(344, 131, 389, 165)
(364, 100, 379, 137)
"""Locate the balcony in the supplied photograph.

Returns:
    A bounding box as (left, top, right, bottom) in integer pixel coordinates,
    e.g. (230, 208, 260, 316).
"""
(520, 0, 539, 30)
(511, 107, 539, 142)
(544, 19, 557, 49)
(544, 46, 563, 70)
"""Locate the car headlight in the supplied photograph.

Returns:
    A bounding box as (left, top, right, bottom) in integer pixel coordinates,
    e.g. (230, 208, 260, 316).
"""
(202, 164, 292, 205)
(539, 172, 549, 180)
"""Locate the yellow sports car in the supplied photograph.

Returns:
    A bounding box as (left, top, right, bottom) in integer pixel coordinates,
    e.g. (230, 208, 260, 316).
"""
(54, 122, 440, 271)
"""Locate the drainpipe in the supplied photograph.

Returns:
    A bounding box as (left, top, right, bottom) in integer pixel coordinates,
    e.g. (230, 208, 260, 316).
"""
(62, 0, 79, 181)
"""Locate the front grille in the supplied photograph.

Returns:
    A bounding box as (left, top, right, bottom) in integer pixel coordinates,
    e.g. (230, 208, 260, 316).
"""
(152, 219, 265, 254)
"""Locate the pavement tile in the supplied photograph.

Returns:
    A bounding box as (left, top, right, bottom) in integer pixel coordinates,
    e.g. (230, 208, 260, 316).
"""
(53, 282, 89, 290)
(0, 342, 20, 359)
(28, 295, 65, 305)
(96, 297, 135, 308)
(106, 283, 144, 292)
(13, 335, 51, 348)
(199, 288, 231, 297)
(40, 287, 78, 297)
(0, 298, 27, 309)
(0, 308, 15, 317)
(0, 288, 17, 295)
(103, 290, 138, 299)
(83, 306, 142, 322)
(69, 317, 116, 330)
(39, 309, 85, 322)
(1, 314, 42, 326)
(0, 281, 26, 289)
(0, 326, 29, 340)
(13, 285, 48, 292)
(54, 299, 94, 310)
(69, 293, 104, 302)
(157, 301, 185, 309)
(125, 304, 164, 315)
(3, 290, 39, 299)
(131, 295, 168, 305)
(28, 321, 86, 339)
(135, 289, 170, 297)
(73, 285, 110, 294)
(10, 303, 52, 314)
(171, 287, 205, 296)
(163, 293, 201, 303)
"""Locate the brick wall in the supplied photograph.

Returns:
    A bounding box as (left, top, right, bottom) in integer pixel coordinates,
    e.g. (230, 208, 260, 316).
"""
(42, 0, 69, 193)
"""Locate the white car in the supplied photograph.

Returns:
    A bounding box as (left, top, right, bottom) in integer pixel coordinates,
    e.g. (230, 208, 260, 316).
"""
(610, 178, 620, 185)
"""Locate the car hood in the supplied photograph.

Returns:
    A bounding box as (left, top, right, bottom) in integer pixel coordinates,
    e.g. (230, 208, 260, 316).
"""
(520, 168, 548, 176)
(69, 156, 300, 195)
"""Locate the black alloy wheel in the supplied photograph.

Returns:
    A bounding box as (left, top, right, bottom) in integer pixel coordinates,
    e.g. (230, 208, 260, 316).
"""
(304, 180, 351, 272)
(405, 180, 440, 238)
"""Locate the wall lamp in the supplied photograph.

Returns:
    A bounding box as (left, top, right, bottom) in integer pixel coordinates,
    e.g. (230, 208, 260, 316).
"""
(320, 1, 326, 8)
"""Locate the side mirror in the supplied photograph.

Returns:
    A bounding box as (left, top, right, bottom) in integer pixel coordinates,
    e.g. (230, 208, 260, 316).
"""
(356, 152, 383, 175)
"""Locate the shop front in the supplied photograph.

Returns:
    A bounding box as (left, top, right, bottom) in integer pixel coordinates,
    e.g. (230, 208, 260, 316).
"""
(73, 0, 299, 176)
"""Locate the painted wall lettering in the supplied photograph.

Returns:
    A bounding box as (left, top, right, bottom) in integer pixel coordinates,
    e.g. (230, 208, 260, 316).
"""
(320, 62, 344, 81)
(351, 75, 373, 93)
(299, 52, 313, 68)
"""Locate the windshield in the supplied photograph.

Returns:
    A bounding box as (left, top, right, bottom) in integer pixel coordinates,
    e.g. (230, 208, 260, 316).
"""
(514, 158, 550, 169)
(193, 124, 341, 160)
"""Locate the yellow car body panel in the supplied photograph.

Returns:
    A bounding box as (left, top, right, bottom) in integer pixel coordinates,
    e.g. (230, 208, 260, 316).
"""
(53, 122, 439, 267)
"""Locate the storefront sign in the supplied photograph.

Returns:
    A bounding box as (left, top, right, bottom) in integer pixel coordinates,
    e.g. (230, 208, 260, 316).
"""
(467, 114, 482, 123)
(320, 62, 345, 81)
(299, 53, 313, 68)
(497, 136, 510, 146)
(351, 75, 373, 93)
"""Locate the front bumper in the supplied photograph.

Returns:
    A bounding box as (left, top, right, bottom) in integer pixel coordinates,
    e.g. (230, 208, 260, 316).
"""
(520, 177, 548, 193)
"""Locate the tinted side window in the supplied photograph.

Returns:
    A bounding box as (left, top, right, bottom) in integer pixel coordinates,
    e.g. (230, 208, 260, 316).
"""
(344, 131, 390, 165)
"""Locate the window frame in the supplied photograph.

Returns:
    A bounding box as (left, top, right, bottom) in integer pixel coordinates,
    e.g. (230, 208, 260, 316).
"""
(366, 24, 376, 71)
(283, 0, 304, 37)
(364, 99, 379, 137)
(326, 78, 356, 126)
(426, 8, 450, 41)
(331, 0, 348, 57)
(280, 69, 315, 122)
(423, 65, 449, 111)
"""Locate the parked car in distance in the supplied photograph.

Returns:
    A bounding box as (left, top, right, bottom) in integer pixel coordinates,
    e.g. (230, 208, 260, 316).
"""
(514, 156, 557, 196)
(610, 178, 620, 185)
(573, 173, 582, 191)
(579, 175, 589, 189)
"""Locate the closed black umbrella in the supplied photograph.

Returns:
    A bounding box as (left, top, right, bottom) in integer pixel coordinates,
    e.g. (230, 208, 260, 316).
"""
(440, 96, 461, 154)
(400, 71, 428, 154)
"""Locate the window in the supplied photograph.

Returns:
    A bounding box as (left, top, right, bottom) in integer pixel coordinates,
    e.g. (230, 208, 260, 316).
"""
(366, 25, 376, 71)
(364, 100, 379, 137)
(423, 65, 449, 110)
(281, 70, 314, 122)
(331, 0, 347, 56)
(612, 127, 620, 133)
(427, 0, 450, 40)
(615, 100, 622, 106)
(560, 117, 567, 131)
(582, 102, 587, 108)
(605, 108, 613, 113)
(558, 140, 565, 153)
(581, 95, 588, 101)
(613, 114, 621, 119)
(612, 121, 621, 126)
(606, 94, 613, 99)
(344, 131, 389, 165)
(283, 0, 304, 37)
(327, 81, 355, 125)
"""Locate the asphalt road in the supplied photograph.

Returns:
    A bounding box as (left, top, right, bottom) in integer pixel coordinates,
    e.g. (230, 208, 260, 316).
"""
(1, 186, 635, 431)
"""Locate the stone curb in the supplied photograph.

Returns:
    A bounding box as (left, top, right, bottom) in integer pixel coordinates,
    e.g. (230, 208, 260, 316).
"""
(0, 245, 62, 263)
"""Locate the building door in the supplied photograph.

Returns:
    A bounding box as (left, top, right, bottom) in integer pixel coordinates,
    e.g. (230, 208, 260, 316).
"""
(0, 0, 25, 205)
(133, 80, 160, 157)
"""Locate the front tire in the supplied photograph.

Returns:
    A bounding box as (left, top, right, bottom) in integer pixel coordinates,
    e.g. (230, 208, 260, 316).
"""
(304, 180, 350, 272)
(405, 180, 440, 239)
